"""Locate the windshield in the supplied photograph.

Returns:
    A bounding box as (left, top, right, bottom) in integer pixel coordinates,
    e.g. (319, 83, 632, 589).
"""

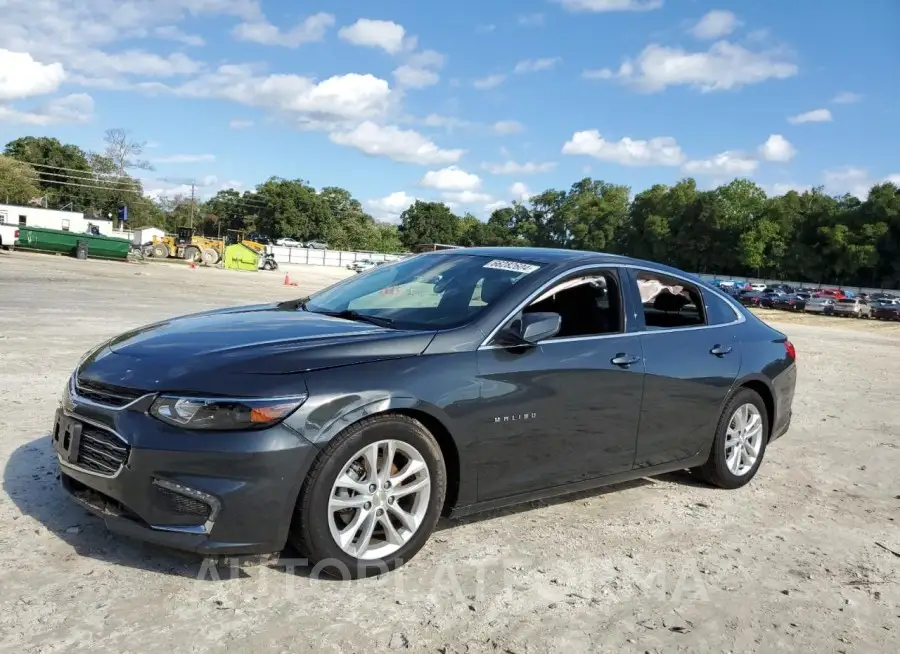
(305, 253, 543, 330)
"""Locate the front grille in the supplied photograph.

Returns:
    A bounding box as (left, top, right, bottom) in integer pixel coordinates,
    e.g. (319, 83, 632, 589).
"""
(154, 485, 212, 518)
(75, 378, 142, 407)
(76, 425, 130, 475)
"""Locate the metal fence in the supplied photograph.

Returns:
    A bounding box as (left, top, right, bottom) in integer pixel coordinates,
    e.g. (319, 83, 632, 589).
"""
(270, 247, 404, 267)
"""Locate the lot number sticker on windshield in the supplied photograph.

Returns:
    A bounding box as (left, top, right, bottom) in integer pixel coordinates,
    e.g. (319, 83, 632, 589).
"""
(483, 259, 540, 274)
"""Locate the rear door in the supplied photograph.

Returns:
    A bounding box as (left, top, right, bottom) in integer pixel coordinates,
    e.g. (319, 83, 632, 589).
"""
(625, 267, 743, 469)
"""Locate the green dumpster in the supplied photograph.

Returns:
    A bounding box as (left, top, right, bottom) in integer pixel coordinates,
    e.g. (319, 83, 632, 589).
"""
(223, 243, 259, 271)
(17, 227, 131, 261)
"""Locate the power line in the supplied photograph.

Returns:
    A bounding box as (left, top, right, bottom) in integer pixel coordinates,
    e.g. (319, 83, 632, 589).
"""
(35, 169, 143, 189)
(25, 175, 145, 194)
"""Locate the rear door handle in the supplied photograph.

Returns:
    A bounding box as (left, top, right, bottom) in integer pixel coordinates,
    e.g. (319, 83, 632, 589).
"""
(710, 344, 733, 356)
(611, 353, 641, 367)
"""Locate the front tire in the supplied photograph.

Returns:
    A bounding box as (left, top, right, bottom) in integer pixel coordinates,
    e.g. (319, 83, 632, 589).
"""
(693, 388, 769, 489)
(289, 414, 447, 579)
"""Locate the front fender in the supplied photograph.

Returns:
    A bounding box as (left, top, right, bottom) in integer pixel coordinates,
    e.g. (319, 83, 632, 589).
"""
(297, 392, 455, 447)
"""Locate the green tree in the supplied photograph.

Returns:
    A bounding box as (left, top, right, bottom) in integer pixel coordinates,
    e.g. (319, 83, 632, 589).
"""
(0, 156, 41, 204)
(397, 201, 459, 248)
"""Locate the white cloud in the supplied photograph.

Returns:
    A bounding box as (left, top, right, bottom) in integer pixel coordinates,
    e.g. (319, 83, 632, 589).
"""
(329, 122, 464, 165)
(151, 154, 216, 164)
(518, 13, 545, 26)
(476, 24, 497, 34)
(232, 12, 335, 47)
(367, 191, 418, 222)
(689, 10, 740, 40)
(759, 134, 796, 162)
(491, 120, 524, 134)
(831, 91, 862, 104)
(788, 108, 832, 124)
(823, 167, 900, 199)
(143, 174, 243, 201)
(154, 25, 205, 46)
(473, 74, 506, 89)
(441, 190, 493, 204)
(513, 57, 561, 73)
(766, 182, 810, 196)
(229, 118, 253, 129)
(423, 114, 471, 130)
(484, 200, 510, 212)
(510, 182, 533, 201)
(0, 49, 65, 101)
(0, 92, 94, 125)
(683, 151, 758, 176)
(338, 19, 412, 54)
(70, 51, 204, 79)
(555, 0, 663, 12)
(175, 68, 394, 129)
(562, 130, 685, 166)
(393, 65, 439, 88)
(419, 166, 482, 191)
(393, 49, 445, 89)
(591, 41, 797, 92)
(483, 161, 557, 175)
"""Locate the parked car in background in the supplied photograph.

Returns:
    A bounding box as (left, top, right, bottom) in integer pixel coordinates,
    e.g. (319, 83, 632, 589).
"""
(305, 240, 328, 249)
(276, 238, 303, 248)
(815, 288, 845, 300)
(749, 283, 767, 292)
(347, 259, 378, 273)
(0, 223, 20, 250)
(738, 291, 764, 307)
(804, 297, 835, 315)
(757, 291, 783, 308)
(871, 300, 900, 321)
(833, 297, 870, 318)
(52, 247, 797, 578)
(772, 294, 807, 311)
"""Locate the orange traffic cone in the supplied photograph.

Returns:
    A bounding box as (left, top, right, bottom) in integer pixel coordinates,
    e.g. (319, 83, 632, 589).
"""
(284, 273, 291, 285)
(189, 262, 196, 269)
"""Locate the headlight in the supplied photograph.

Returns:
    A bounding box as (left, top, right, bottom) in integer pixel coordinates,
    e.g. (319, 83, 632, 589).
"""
(149, 395, 307, 431)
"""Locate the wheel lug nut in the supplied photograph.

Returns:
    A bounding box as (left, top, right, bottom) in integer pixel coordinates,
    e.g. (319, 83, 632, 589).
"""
(376, 508, 384, 516)
(387, 497, 394, 505)
(383, 481, 391, 489)
(368, 484, 376, 492)
(363, 502, 372, 510)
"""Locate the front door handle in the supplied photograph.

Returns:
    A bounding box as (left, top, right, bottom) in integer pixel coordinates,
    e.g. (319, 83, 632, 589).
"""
(611, 353, 641, 367)
(710, 344, 733, 356)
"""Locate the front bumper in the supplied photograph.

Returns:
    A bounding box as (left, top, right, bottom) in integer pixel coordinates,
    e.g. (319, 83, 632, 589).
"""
(54, 383, 320, 556)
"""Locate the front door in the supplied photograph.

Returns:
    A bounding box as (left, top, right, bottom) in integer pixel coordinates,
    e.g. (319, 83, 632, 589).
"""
(472, 268, 645, 502)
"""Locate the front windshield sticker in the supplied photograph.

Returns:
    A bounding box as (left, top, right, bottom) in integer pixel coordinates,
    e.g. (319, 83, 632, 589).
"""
(483, 259, 540, 274)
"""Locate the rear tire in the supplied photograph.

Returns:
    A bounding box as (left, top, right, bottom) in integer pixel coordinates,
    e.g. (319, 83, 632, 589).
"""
(183, 246, 200, 262)
(201, 247, 219, 265)
(692, 387, 769, 489)
(289, 414, 446, 579)
(151, 244, 168, 258)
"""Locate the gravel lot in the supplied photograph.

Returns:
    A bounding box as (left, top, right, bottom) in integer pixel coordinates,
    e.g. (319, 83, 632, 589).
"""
(1, 251, 898, 654)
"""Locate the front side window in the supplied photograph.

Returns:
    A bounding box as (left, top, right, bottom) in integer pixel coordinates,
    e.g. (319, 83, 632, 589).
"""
(519, 270, 624, 339)
(306, 254, 542, 330)
(634, 269, 707, 330)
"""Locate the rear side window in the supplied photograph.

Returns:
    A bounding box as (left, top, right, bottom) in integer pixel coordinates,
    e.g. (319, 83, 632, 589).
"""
(704, 289, 741, 325)
(634, 269, 707, 330)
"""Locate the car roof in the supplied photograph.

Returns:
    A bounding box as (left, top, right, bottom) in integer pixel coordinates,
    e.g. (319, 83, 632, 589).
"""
(424, 246, 704, 280)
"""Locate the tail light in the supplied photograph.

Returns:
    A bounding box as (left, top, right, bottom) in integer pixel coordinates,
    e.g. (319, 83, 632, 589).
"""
(784, 340, 796, 361)
(14, 229, 19, 238)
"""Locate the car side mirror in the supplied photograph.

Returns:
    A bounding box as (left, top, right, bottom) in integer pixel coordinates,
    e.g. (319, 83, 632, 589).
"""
(494, 312, 561, 346)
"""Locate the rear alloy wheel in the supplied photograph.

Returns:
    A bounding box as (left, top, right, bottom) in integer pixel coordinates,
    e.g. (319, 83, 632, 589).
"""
(693, 388, 768, 489)
(290, 414, 446, 579)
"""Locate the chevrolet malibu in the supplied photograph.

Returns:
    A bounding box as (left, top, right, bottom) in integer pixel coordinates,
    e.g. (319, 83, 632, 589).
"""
(54, 247, 797, 578)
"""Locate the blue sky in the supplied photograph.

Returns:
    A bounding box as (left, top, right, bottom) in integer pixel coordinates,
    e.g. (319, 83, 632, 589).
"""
(1, 0, 898, 221)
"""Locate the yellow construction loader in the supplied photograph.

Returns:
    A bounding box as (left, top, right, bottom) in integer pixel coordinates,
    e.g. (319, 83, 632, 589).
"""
(146, 227, 222, 265)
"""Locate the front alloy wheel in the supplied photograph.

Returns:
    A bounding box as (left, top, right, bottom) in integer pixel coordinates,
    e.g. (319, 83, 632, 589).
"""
(328, 440, 431, 560)
(289, 414, 446, 578)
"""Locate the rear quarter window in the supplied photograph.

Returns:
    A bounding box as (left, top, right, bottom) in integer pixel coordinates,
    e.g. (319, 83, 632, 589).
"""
(703, 288, 742, 325)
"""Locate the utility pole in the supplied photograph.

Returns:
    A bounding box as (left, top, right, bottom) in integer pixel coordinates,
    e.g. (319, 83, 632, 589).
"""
(190, 181, 196, 229)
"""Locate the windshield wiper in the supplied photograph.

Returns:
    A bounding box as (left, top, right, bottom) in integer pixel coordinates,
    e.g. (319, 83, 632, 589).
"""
(318, 309, 395, 328)
(276, 296, 310, 311)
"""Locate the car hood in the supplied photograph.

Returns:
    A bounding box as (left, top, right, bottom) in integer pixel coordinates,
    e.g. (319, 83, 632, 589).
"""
(77, 303, 436, 393)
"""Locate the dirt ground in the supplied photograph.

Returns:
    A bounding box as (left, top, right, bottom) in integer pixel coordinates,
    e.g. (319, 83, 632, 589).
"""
(0, 251, 898, 654)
